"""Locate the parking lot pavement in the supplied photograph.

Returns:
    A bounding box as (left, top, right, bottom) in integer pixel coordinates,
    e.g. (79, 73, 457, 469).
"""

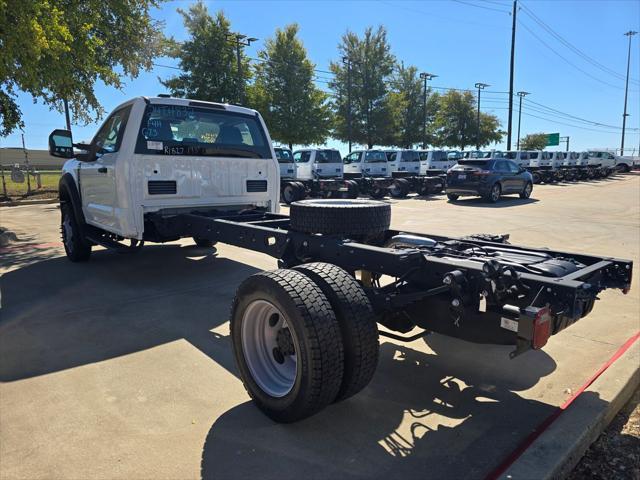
(1, 175, 638, 480)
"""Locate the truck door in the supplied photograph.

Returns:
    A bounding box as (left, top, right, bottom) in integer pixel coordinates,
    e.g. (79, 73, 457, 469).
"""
(294, 151, 312, 179)
(402, 150, 420, 173)
(80, 105, 131, 231)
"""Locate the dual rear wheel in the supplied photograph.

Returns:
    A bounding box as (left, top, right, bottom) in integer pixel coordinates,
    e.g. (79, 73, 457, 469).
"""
(230, 263, 379, 423)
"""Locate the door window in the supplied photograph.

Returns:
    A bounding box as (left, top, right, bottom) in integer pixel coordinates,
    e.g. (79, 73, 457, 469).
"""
(344, 152, 360, 164)
(294, 151, 311, 163)
(507, 161, 520, 173)
(93, 106, 131, 154)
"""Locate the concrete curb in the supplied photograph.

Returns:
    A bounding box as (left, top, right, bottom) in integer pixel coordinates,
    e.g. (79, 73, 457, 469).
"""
(501, 339, 640, 480)
(0, 198, 58, 207)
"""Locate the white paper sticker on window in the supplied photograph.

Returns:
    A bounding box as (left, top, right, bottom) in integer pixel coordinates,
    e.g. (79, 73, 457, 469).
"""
(147, 141, 163, 150)
(500, 317, 519, 332)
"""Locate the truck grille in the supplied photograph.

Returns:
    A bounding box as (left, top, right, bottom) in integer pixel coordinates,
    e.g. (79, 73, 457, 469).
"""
(148, 180, 177, 195)
(246, 180, 267, 192)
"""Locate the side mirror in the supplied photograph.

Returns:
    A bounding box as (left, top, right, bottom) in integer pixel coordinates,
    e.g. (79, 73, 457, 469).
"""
(48, 129, 74, 158)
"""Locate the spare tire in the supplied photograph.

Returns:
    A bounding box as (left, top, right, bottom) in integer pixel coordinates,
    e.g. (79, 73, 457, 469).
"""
(290, 199, 390, 237)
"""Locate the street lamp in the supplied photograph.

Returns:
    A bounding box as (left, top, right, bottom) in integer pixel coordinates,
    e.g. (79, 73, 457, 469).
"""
(516, 91, 530, 150)
(225, 33, 258, 104)
(474, 82, 490, 150)
(419, 72, 438, 149)
(621, 30, 637, 155)
(343, 56, 352, 153)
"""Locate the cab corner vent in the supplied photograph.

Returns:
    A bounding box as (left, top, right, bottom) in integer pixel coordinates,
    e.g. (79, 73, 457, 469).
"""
(148, 180, 177, 195)
(246, 180, 267, 192)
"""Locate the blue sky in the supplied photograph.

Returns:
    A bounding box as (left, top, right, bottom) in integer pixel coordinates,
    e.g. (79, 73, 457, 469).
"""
(3, 0, 640, 153)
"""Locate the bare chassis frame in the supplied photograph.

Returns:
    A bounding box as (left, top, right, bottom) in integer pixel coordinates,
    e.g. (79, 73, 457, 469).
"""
(150, 210, 632, 357)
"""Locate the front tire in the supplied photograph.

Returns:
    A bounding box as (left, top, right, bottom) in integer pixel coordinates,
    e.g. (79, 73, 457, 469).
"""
(520, 181, 533, 199)
(231, 269, 344, 423)
(447, 193, 459, 202)
(60, 201, 91, 262)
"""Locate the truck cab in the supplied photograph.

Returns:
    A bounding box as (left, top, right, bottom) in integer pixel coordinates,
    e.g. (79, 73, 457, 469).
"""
(48, 96, 279, 256)
(503, 151, 531, 169)
(385, 149, 421, 177)
(418, 150, 454, 176)
(275, 147, 296, 179)
(587, 150, 617, 178)
(293, 149, 343, 180)
(343, 149, 389, 178)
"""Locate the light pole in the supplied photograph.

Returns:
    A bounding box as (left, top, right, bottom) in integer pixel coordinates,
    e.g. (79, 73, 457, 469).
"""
(621, 30, 637, 155)
(516, 91, 530, 150)
(225, 33, 258, 105)
(507, 0, 518, 150)
(419, 72, 438, 149)
(474, 82, 489, 149)
(342, 56, 352, 153)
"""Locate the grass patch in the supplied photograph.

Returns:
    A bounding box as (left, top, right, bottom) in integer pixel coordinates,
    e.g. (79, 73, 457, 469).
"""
(1, 170, 60, 201)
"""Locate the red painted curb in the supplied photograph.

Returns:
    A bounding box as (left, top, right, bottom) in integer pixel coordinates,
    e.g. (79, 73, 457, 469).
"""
(486, 331, 640, 480)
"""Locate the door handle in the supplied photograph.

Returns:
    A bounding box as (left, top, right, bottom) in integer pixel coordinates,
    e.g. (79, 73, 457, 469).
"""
(98, 167, 107, 173)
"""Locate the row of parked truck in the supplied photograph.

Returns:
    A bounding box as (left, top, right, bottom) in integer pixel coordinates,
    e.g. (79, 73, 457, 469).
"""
(276, 146, 628, 203)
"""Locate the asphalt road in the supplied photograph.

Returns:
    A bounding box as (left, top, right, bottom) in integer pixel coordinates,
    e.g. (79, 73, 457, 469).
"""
(1, 174, 639, 480)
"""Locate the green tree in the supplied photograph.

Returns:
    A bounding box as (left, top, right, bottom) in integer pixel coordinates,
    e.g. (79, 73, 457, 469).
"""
(386, 64, 440, 148)
(431, 90, 503, 150)
(329, 26, 395, 149)
(248, 24, 331, 150)
(519, 132, 549, 150)
(0, 0, 165, 136)
(161, 2, 250, 104)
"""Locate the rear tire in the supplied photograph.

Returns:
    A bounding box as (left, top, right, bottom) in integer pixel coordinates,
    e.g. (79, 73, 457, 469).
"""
(293, 263, 379, 402)
(485, 183, 501, 203)
(282, 183, 300, 204)
(369, 187, 386, 199)
(290, 199, 391, 237)
(61, 200, 91, 262)
(389, 178, 410, 198)
(231, 269, 344, 423)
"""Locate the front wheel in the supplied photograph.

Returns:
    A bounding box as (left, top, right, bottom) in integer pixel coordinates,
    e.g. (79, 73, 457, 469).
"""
(520, 182, 533, 199)
(231, 269, 345, 423)
(61, 201, 91, 262)
(446, 193, 459, 202)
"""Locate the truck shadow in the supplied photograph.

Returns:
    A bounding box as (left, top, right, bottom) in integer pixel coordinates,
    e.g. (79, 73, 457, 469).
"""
(0, 244, 265, 382)
(199, 336, 573, 480)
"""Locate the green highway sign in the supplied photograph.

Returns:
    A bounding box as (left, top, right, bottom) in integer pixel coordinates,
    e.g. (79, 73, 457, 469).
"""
(546, 133, 560, 146)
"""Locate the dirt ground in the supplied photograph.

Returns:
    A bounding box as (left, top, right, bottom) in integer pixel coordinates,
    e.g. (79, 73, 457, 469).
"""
(568, 387, 640, 480)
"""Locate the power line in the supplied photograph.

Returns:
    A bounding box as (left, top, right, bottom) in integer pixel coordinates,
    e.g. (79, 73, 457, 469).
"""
(520, 2, 639, 85)
(517, 20, 629, 90)
(450, 0, 511, 14)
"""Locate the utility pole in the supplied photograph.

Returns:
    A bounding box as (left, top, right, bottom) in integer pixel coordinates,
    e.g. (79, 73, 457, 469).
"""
(516, 91, 530, 150)
(419, 72, 438, 149)
(225, 33, 258, 105)
(21, 133, 31, 195)
(507, 0, 517, 150)
(63, 98, 71, 131)
(343, 56, 352, 153)
(621, 30, 637, 155)
(475, 82, 489, 149)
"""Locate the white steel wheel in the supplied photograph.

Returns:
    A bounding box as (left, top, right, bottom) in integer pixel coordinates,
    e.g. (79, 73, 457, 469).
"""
(241, 300, 299, 398)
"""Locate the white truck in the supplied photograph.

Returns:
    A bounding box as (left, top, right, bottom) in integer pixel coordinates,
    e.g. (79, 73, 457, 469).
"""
(384, 149, 445, 196)
(47, 96, 633, 424)
(587, 150, 620, 178)
(417, 150, 456, 176)
(342, 149, 398, 199)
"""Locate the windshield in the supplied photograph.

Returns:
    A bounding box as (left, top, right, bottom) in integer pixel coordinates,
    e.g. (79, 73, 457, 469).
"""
(275, 148, 293, 163)
(135, 103, 270, 158)
(316, 150, 341, 163)
(401, 150, 420, 162)
(447, 151, 463, 160)
(365, 151, 387, 163)
(294, 151, 311, 163)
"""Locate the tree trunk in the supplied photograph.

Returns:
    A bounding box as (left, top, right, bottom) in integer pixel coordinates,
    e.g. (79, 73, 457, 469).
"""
(289, 142, 293, 150)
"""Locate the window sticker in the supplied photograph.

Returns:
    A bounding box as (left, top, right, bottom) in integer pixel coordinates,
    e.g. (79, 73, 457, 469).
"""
(147, 141, 163, 150)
